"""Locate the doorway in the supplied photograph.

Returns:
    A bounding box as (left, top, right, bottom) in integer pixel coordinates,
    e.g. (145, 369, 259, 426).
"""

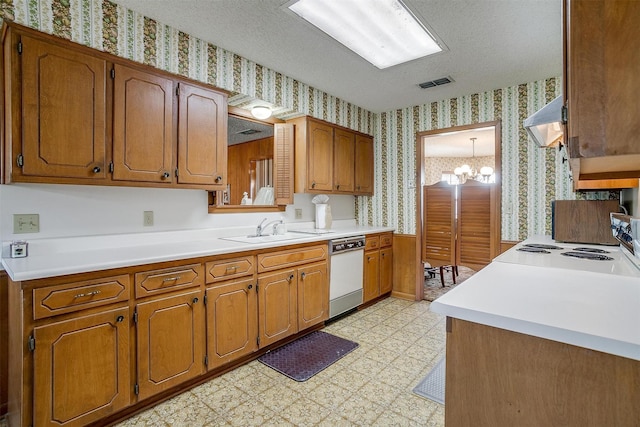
(414, 121, 502, 300)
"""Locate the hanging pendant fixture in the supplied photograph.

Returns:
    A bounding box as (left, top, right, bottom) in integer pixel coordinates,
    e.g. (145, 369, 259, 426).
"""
(454, 138, 493, 183)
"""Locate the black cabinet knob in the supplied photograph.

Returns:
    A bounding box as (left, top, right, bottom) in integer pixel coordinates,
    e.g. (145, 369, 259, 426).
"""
(162, 172, 170, 179)
(116, 315, 124, 323)
(93, 166, 101, 173)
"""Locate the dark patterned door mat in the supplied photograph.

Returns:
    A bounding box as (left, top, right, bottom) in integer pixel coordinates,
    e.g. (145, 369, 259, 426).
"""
(258, 331, 359, 382)
(412, 357, 445, 404)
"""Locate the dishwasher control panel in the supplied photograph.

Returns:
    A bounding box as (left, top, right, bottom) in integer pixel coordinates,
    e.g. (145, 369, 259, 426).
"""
(329, 236, 365, 254)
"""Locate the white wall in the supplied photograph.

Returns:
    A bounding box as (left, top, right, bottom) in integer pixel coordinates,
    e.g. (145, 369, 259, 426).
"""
(0, 184, 356, 242)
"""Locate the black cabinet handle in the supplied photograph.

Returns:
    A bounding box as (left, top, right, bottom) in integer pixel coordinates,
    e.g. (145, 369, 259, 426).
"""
(248, 284, 253, 290)
(116, 315, 124, 323)
(300, 272, 306, 280)
(93, 166, 101, 173)
(287, 274, 294, 282)
(311, 181, 316, 188)
(215, 175, 223, 183)
(192, 297, 199, 304)
(162, 172, 170, 179)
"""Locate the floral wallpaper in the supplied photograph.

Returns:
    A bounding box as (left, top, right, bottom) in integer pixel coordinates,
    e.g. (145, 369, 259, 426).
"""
(0, 0, 605, 241)
(423, 156, 496, 187)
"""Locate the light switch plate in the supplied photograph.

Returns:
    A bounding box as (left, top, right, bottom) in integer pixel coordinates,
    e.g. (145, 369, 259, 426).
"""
(14, 214, 40, 233)
(295, 209, 303, 219)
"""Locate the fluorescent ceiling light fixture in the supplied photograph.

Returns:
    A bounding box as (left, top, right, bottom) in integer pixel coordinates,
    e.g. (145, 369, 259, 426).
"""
(288, 0, 443, 69)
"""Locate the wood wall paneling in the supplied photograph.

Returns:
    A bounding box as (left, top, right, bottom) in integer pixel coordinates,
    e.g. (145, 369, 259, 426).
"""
(227, 137, 273, 205)
(0, 271, 7, 416)
(445, 318, 640, 426)
(391, 235, 417, 301)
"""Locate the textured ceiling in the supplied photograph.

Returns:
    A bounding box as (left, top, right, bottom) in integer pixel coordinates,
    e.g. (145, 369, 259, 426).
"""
(110, 0, 563, 113)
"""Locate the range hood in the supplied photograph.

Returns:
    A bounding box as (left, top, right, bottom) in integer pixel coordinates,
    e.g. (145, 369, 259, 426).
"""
(523, 96, 565, 147)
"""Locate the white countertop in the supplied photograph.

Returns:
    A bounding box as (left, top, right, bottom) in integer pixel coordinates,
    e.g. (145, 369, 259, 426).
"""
(431, 238, 640, 361)
(2, 224, 394, 282)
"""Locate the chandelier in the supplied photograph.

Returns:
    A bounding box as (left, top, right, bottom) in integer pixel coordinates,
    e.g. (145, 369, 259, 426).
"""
(454, 137, 494, 184)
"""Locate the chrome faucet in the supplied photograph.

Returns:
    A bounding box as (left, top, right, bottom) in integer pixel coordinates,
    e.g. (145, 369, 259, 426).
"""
(255, 218, 283, 236)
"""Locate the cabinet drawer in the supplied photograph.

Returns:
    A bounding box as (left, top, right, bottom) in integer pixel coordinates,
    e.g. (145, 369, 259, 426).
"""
(206, 256, 255, 283)
(33, 275, 130, 320)
(257, 244, 327, 273)
(380, 233, 393, 248)
(135, 264, 203, 298)
(365, 236, 380, 251)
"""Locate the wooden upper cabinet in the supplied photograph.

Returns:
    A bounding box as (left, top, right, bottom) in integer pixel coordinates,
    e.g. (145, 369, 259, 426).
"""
(564, 0, 640, 180)
(290, 115, 374, 195)
(177, 82, 227, 186)
(355, 134, 374, 195)
(17, 33, 108, 181)
(306, 120, 334, 191)
(333, 128, 355, 192)
(3, 22, 230, 190)
(112, 64, 174, 183)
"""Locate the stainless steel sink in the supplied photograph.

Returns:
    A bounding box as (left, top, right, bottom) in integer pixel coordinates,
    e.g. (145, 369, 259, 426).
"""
(220, 233, 308, 244)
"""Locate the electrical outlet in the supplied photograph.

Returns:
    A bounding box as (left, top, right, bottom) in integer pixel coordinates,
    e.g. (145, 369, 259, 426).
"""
(14, 214, 39, 233)
(143, 211, 154, 227)
(295, 208, 302, 219)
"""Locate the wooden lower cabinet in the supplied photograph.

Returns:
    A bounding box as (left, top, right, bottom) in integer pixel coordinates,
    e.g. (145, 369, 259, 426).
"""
(136, 290, 204, 401)
(297, 262, 328, 330)
(32, 306, 130, 427)
(379, 247, 393, 295)
(363, 233, 394, 303)
(205, 278, 258, 370)
(363, 250, 380, 303)
(258, 269, 298, 348)
(445, 318, 640, 426)
(10, 243, 330, 426)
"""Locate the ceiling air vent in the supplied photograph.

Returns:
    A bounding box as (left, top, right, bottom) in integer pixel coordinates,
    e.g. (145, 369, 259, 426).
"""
(418, 76, 454, 89)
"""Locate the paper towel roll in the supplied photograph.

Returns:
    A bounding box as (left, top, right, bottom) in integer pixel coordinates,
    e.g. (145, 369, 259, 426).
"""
(315, 204, 327, 229)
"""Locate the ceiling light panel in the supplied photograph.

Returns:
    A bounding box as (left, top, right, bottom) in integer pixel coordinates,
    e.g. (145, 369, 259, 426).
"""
(287, 0, 443, 69)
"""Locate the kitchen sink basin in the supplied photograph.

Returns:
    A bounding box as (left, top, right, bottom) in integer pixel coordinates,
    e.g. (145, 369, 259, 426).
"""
(220, 233, 308, 244)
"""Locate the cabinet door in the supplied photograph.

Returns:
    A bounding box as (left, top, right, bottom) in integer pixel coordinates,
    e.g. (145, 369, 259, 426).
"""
(355, 134, 374, 194)
(206, 278, 258, 370)
(177, 82, 227, 186)
(566, 0, 640, 159)
(333, 128, 355, 192)
(258, 269, 297, 348)
(136, 290, 204, 401)
(20, 34, 107, 180)
(307, 120, 333, 191)
(113, 64, 174, 183)
(33, 307, 130, 427)
(363, 250, 380, 303)
(297, 262, 328, 330)
(379, 247, 393, 295)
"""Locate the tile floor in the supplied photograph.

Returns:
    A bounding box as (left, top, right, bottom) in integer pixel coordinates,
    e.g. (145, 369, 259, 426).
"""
(116, 297, 446, 426)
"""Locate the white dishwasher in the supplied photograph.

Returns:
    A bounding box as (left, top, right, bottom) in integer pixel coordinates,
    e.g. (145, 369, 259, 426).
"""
(328, 236, 365, 319)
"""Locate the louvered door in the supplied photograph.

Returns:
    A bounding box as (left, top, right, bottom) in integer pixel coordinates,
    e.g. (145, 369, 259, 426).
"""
(457, 180, 496, 269)
(273, 123, 294, 205)
(423, 182, 456, 267)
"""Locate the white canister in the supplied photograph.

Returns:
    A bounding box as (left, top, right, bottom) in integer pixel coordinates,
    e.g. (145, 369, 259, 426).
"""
(315, 204, 327, 229)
